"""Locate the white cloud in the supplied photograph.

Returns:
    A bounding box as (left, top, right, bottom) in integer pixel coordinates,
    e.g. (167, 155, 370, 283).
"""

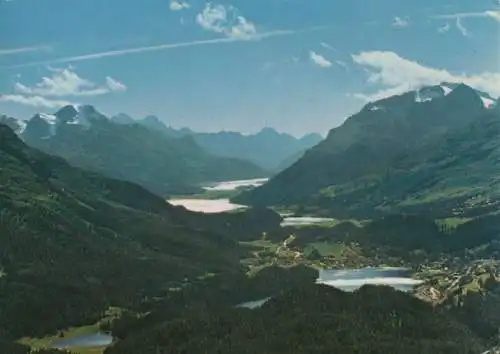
(392, 16, 409, 28)
(351, 50, 500, 101)
(13, 67, 127, 97)
(0, 45, 50, 57)
(196, 3, 257, 40)
(0, 94, 73, 108)
(309, 51, 332, 68)
(170, 0, 190, 11)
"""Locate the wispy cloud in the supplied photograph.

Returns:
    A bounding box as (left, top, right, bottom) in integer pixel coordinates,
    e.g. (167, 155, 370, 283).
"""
(105, 76, 127, 92)
(2, 27, 329, 69)
(13, 67, 127, 97)
(351, 50, 500, 101)
(335, 60, 348, 70)
(392, 16, 409, 28)
(455, 17, 469, 36)
(0, 45, 50, 57)
(169, 0, 190, 11)
(433, 10, 500, 36)
(309, 51, 332, 68)
(0, 94, 74, 109)
(320, 42, 334, 50)
(438, 22, 450, 33)
(196, 3, 256, 40)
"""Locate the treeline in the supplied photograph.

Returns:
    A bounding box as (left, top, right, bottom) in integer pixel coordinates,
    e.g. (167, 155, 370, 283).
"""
(104, 284, 485, 354)
(103, 265, 318, 340)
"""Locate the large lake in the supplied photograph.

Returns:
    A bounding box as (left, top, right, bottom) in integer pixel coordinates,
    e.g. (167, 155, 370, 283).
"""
(169, 178, 267, 213)
(169, 178, 336, 227)
(237, 267, 422, 309)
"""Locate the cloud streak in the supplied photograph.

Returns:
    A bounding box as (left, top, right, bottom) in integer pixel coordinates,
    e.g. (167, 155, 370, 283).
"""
(0, 45, 50, 57)
(351, 50, 500, 101)
(2, 27, 329, 70)
(455, 17, 469, 36)
(433, 10, 500, 22)
(0, 94, 74, 108)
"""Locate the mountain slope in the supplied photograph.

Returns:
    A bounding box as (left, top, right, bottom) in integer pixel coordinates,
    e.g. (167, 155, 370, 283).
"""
(20, 105, 267, 196)
(235, 84, 498, 218)
(0, 123, 255, 340)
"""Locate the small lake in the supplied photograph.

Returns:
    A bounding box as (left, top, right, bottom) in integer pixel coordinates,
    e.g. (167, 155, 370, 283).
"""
(236, 267, 422, 309)
(51, 332, 113, 349)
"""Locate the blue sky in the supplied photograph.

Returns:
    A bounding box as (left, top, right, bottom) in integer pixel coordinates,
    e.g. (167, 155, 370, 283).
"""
(0, 0, 499, 135)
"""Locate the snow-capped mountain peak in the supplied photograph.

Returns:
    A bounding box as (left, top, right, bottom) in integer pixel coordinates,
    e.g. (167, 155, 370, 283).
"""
(414, 85, 446, 103)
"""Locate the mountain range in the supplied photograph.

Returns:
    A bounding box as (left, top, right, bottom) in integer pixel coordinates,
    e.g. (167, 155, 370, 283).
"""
(2, 105, 269, 196)
(1, 81, 500, 353)
(110, 114, 323, 171)
(234, 83, 500, 219)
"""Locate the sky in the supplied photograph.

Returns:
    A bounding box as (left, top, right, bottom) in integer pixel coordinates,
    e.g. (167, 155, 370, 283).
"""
(0, 0, 499, 136)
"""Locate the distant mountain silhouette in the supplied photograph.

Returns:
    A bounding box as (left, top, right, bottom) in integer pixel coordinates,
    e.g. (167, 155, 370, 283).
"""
(109, 114, 322, 171)
(16, 105, 267, 196)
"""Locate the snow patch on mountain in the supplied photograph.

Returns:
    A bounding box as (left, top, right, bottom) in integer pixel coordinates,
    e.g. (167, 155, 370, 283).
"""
(440, 84, 453, 96)
(39, 113, 57, 125)
(481, 96, 496, 109)
(369, 105, 384, 112)
(16, 120, 27, 134)
(39, 113, 58, 137)
(415, 85, 446, 103)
